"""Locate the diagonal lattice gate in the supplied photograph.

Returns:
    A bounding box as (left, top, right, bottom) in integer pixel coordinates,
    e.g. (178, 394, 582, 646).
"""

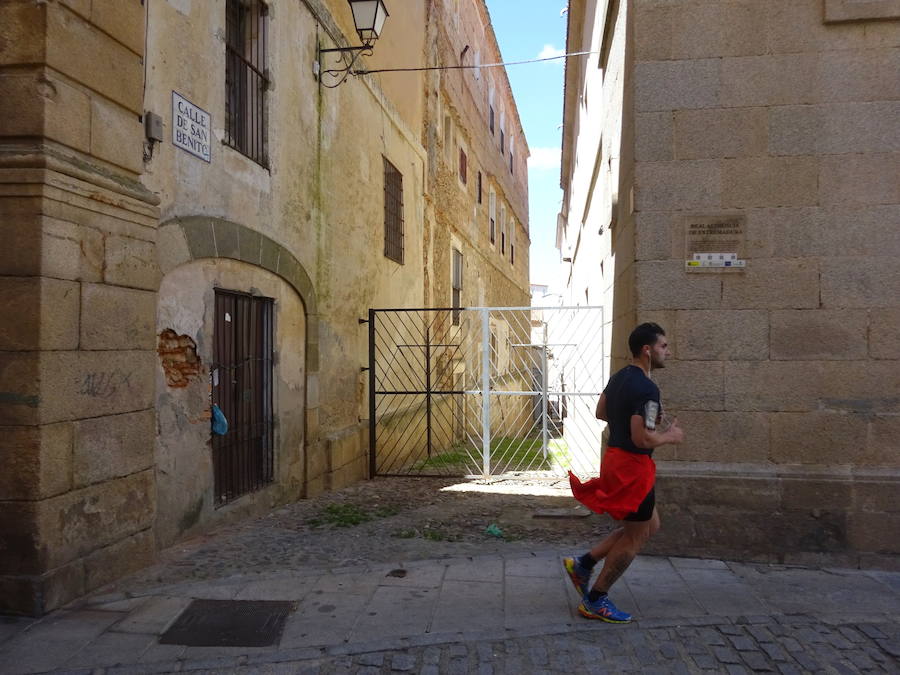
(366, 306, 606, 479)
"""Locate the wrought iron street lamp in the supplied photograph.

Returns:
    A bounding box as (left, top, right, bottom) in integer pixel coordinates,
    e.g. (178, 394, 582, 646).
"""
(320, 0, 389, 55)
(348, 0, 389, 44)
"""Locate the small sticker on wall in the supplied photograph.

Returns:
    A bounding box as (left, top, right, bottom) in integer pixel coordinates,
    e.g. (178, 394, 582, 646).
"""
(225, 312, 232, 322)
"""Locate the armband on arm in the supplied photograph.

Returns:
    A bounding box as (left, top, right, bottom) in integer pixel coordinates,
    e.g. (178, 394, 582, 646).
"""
(642, 401, 659, 431)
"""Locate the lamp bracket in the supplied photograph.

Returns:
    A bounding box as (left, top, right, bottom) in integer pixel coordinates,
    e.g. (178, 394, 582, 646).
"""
(319, 44, 373, 55)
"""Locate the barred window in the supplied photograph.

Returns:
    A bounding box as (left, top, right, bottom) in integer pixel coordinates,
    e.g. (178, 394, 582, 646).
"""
(452, 248, 463, 326)
(383, 157, 404, 264)
(225, 0, 268, 167)
(489, 189, 496, 244)
(500, 205, 506, 255)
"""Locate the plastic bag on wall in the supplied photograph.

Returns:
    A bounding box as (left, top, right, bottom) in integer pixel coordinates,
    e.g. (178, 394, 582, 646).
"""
(211, 404, 229, 435)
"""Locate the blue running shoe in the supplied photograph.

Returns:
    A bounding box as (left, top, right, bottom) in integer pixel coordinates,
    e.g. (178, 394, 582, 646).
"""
(563, 556, 590, 595)
(578, 594, 632, 623)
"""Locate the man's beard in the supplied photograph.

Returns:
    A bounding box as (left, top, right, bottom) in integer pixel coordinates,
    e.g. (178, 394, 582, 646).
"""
(650, 355, 666, 369)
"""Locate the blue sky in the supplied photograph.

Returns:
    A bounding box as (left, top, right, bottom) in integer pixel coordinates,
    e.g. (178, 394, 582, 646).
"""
(486, 0, 568, 287)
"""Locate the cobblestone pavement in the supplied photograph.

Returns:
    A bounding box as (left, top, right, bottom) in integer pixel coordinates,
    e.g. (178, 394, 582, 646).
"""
(116, 476, 610, 593)
(194, 616, 900, 674)
(1, 477, 898, 674)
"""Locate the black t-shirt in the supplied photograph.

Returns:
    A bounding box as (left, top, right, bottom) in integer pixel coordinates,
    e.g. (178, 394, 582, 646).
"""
(603, 365, 661, 456)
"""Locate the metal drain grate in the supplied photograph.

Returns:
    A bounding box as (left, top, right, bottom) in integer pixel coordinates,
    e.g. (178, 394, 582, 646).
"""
(159, 599, 294, 647)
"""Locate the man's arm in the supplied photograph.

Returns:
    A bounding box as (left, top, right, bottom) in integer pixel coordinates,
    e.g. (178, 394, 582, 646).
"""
(595, 393, 608, 421)
(630, 413, 684, 449)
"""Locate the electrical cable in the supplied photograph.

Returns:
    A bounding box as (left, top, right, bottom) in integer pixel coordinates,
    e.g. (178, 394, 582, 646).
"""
(352, 49, 602, 76)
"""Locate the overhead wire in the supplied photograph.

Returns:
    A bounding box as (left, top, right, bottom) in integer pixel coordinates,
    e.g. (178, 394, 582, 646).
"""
(352, 49, 602, 76)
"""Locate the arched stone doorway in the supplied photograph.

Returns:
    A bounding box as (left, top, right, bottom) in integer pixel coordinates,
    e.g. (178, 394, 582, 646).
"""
(155, 217, 319, 547)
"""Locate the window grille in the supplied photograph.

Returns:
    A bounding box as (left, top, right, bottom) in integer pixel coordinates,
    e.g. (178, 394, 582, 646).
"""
(489, 190, 496, 244)
(443, 115, 453, 161)
(383, 157, 404, 264)
(212, 289, 274, 506)
(225, 0, 268, 167)
(477, 171, 483, 204)
(452, 248, 463, 325)
(500, 205, 506, 255)
(459, 148, 467, 184)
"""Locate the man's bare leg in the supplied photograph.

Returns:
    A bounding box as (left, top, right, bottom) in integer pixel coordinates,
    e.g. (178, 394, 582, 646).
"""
(592, 507, 659, 594)
(587, 526, 624, 564)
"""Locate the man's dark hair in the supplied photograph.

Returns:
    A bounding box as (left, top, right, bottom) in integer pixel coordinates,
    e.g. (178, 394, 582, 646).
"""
(629, 322, 665, 357)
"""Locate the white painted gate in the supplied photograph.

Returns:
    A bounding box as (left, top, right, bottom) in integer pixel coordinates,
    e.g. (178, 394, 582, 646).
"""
(368, 306, 606, 479)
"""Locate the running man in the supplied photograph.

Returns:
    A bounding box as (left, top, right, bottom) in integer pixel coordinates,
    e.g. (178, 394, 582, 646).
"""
(563, 322, 684, 623)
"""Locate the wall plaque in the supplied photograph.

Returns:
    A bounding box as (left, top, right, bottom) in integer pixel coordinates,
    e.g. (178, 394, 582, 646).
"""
(172, 91, 211, 163)
(683, 214, 747, 272)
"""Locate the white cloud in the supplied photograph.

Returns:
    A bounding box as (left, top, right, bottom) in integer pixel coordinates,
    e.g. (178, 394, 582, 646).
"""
(537, 44, 565, 60)
(528, 147, 561, 171)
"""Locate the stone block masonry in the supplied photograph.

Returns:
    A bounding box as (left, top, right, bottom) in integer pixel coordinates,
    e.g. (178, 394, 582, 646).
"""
(0, 0, 160, 615)
(619, 0, 900, 561)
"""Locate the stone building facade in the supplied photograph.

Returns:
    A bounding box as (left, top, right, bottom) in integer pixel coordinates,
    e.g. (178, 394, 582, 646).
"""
(558, 0, 899, 565)
(0, 0, 529, 616)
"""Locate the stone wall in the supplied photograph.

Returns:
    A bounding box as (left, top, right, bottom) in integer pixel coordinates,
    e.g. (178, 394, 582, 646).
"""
(631, 0, 899, 564)
(561, 0, 900, 565)
(425, 0, 530, 314)
(0, 0, 160, 614)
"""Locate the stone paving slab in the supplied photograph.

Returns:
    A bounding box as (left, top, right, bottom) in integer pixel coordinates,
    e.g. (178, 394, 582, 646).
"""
(279, 591, 368, 649)
(430, 580, 503, 634)
(0, 618, 33, 649)
(623, 555, 708, 618)
(64, 632, 158, 669)
(443, 555, 504, 583)
(675, 567, 770, 616)
(376, 562, 446, 589)
(727, 561, 900, 616)
(504, 570, 571, 629)
(233, 577, 317, 602)
(0, 610, 124, 675)
(108, 597, 192, 635)
(353, 586, 439, 642)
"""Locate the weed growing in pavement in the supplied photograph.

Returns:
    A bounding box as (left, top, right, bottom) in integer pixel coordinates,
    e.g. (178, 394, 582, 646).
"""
(388, 527, 461, 542)
(308, 503, 399, 528)
(423, 528, 461, 542)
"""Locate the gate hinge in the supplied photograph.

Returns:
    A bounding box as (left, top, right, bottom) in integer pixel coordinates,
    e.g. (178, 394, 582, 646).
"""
(360, 366, 370, 372)
(358, 318, 369, 324)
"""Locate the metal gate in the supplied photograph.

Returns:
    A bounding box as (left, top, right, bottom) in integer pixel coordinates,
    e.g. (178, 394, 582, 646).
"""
(212, 289, 275, 505)
(367, 306, 606, 478)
